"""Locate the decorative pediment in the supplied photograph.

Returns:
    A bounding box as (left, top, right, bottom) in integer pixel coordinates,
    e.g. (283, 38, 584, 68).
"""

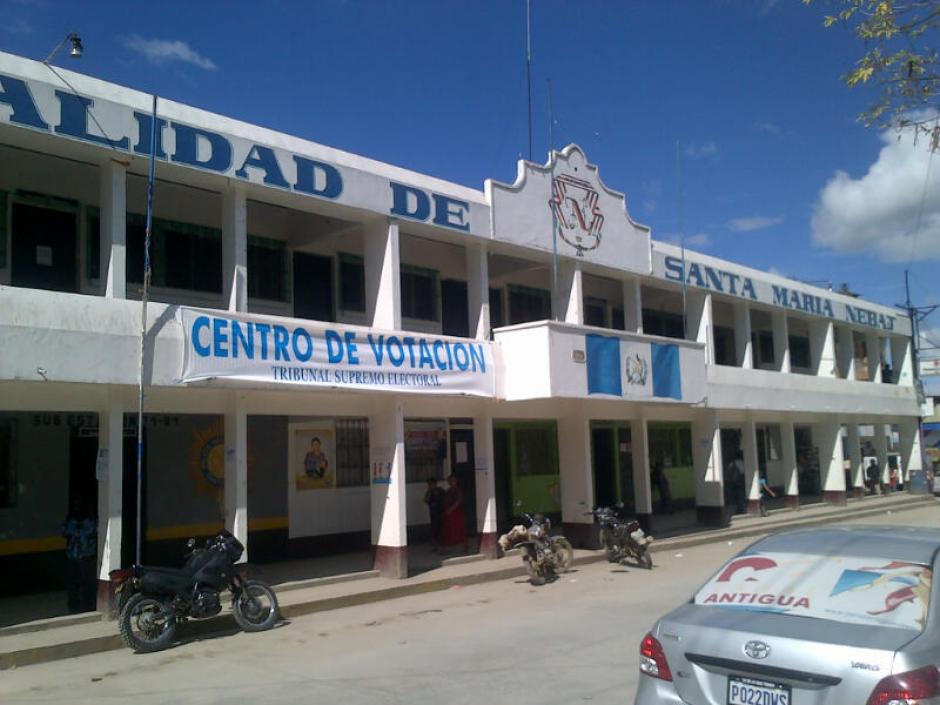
(485, 144, 651, 274)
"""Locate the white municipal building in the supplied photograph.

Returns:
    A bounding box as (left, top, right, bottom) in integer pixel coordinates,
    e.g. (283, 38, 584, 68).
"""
(0, 51, 924, 603)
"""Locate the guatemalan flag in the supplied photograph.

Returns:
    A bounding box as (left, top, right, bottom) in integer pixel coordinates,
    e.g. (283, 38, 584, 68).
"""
(586, 334, 681, 400)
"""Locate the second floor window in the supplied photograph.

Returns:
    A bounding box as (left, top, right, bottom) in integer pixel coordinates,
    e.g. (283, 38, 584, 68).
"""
(508, 284, 551, 324)
(247, 236, 288, 302)
(339, 253, 366, 313)
(400, 265, 439, 321)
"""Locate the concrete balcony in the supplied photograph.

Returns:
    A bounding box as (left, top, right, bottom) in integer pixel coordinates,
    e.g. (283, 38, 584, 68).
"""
(494, 320, 707, 403)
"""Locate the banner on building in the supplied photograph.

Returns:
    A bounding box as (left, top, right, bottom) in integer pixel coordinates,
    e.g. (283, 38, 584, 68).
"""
(586, 334, 680, 401)
(179, 308, 496, 397)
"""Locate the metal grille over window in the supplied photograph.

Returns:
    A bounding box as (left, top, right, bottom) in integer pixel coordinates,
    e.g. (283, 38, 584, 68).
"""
(335, 418, 369, 487)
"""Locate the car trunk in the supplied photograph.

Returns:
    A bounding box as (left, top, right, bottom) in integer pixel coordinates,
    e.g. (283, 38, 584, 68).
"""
(655, 604, 917, 705)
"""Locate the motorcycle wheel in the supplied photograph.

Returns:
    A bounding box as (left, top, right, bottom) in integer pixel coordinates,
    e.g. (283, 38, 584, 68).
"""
(599, 530, 618, 563)
(637, 548, 653, 570)
(118, 593, 177, 653)
(524, 557, 547, 586)
(552, 537, 574, 573)
(232, 580, 279, 632)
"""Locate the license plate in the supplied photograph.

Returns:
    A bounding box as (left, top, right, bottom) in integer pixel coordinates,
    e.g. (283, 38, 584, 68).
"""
(727, 676, 791, 705)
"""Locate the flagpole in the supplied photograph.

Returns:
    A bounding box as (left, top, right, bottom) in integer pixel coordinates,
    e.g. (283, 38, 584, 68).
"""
(526, 0, 533, 161)
(548, 78, 559, 321)
(676, 140, 687, 339)
(136, 94, 158, 565)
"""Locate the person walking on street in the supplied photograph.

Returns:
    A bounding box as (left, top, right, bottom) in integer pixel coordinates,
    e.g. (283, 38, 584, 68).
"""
(423, 477, 446, 551)
(758, 472, 776, 517)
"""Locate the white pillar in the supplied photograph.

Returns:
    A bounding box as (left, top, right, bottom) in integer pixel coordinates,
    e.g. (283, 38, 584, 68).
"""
(364, 218, 401, 330)
(837, 326, 856, 380)
(846, 424, 864, 496)
(811, 320, 837, 378)
(369, 396, 408, 577)
(631, 415, 652, 517)
(687, 291, 714, 365)
(623, 278, 643, 333)
(692, 409, 723, 522)
(873, 422, 889, 490)
(472, 410, 497, 556)
(741, 417, 760, 510)
(781, 419, 798, 503)
(866, 333, 883, 383)
(890, 336, 914, 386)
(99, 159, 127, 298)
(772, 312, 790, 373)
(899, 419, 923, 483)
(734, 302, 753, 369)
(97, 391, 124, 611)
(466, 243, 490, 340)
(818, 418, 847, 503)
(224, 392, 248, 562)
(558, 403, 594, 545)
(222, 185, 248, 312)
(555, 260, 584, 324)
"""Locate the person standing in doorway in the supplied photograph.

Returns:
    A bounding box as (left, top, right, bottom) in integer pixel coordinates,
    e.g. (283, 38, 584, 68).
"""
(759, 472, 776, 517)
(423, 477, 446, 551)
(728, 450, 746, 514)
(889, 464, 899, 492)
(440, 473, 468, 553)
(62, 499, 97, 613)
(651, 458, 673, 514)
(866, 459, 880, 494)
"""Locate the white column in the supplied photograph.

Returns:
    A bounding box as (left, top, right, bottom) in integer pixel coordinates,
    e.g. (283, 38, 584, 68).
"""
(818, 418, 847, 502)
(781, 419, 798, 502)
(811, 320, 837, 378)
(873, 422, 889, 490)
(97, 391, 124, 599)
(890, 336, 914, 386)
(364, 218, 401, 330)
(687, 291, 714, 365)
(846, 423, 863, 495)
(866, 333, 883, 383)
(899, 419, 923, 483)
(772, 312, 790, 373)
(555, 260, 584, 324)
(224, 392, 248, 562)
(472, 410, 497, 556)
(692, 409, 723, 518)
(466, 243, 490, 340)
(558, 403, 594, 542)
(741, 417, 760, 509)
(733, 302, 753, 369)
(370, 396, 408, 577)
(99, 159, 127, 298)
(837, 326, 856, 380)
(222, 185, 248, 312)
(631, 415, 652, 516)
(623, 278, 643, 333)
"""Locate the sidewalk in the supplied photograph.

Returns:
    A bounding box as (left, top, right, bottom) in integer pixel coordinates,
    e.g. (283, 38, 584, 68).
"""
(1, 492, 933, 670)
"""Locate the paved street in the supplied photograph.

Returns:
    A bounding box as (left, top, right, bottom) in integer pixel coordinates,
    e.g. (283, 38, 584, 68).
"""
(2, 503, 937, 705)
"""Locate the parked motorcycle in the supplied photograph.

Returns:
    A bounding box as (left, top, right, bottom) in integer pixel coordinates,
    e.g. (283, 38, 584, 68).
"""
(499, 511, 574, 585)
(588, 505, 653, 569)
(109, 530, 279, 653)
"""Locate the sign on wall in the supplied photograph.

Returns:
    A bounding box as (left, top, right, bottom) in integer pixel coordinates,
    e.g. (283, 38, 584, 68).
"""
(179, 308, 496, 397)
(288, 421, 336, 537)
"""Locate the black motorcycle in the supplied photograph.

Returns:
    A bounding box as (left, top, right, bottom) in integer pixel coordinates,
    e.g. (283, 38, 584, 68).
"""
(109, 530, 279, 652)
(588, 506, 653, 569)
(500, 511, 574, 585)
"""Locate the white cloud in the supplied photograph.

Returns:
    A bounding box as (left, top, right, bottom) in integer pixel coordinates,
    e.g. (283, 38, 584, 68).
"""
(811, 123, 940, 262)
(683, 141, 718, 159)
(122, 35, 217, 71)
(643, 199, 656, 214)
(755, 121, 782, 136)
(727, 215, 783, 232)
(662, 232, 710, 248)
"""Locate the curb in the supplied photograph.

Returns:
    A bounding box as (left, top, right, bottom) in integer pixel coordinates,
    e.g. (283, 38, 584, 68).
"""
(1, 494, 932, 670)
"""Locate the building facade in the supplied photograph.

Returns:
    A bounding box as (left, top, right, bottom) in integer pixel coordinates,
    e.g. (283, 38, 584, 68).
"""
(0, 51, 923, 605)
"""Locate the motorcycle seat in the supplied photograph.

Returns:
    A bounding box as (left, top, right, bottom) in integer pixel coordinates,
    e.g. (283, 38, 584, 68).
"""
(138, 565, 193, 595)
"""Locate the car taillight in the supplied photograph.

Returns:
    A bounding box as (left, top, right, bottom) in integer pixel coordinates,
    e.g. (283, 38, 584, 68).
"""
(866, 665, 940, 705)
(639, 633, 673, 682)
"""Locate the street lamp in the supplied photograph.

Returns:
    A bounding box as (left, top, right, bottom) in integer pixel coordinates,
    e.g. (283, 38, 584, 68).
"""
(44, 32, 83, 64)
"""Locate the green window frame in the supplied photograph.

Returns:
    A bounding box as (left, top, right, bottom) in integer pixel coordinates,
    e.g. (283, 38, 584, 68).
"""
(247, 235, 289, 302)
(400, 264, 440, 321)
(495, 420, 561, 514)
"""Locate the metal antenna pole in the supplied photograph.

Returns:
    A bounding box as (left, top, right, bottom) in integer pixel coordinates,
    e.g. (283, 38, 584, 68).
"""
(526, 0, 533, 161)
(548, 78, 559, 320)
(676, 140, 687, 339)
(136, 94, 158, 566)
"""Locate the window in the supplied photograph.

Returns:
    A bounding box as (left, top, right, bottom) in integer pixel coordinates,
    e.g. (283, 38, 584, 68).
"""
(714, 326, 736, 366)
(489, 287, 504, 330)
(0, 418, 15, 508)
(86, 206, 100, 280)
(584, 297, 607, 327)
(648, 423, 693, 469)
(642, 309, 685, 339)
(752, 330, 775, 368)
(400, 265, 439, 321)
(339, 253, 366, 313)
(612, 307, 625, 331)
(789, 335, 811, 370)
(404, 420, 446, 482)
(515, 424, 559, 476)
(508, 284, 551, 324)
(247, 236, 288, 302)
(0, 190, 7, 269)
(335, 418, 369, 487)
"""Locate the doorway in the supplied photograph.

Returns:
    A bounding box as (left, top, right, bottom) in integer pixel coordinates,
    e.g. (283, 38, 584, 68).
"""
(590, 423, 635, 514)
(449, 426, 477, 537)
(11, 203, 78, 293)
(293, 252, 334, 321)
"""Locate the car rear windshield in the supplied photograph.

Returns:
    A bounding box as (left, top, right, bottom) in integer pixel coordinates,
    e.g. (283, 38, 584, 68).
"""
(693, 551, 932, 632)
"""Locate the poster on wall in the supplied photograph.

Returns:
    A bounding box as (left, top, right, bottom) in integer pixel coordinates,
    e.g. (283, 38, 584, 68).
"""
(288, 421, 335, 538)
(371, 446, 393, 484)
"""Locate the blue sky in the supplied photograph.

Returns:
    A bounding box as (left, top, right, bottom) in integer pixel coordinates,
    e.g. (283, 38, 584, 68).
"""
(1, 0, 938, 354)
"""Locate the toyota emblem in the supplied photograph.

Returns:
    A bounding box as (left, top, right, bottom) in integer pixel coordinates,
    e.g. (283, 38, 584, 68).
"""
(743, 640, 771, 660)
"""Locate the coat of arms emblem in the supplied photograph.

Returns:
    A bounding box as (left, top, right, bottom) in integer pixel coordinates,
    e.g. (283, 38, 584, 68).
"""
(549, 173, 604, 256)
(625, 353, 648, 386)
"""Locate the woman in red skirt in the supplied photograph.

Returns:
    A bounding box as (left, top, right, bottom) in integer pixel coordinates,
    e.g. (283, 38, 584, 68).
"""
(440, 473, 468, 552)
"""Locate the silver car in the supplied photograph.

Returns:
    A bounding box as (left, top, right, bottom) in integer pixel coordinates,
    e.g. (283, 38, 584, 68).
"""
(633, 526, 939, 705)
